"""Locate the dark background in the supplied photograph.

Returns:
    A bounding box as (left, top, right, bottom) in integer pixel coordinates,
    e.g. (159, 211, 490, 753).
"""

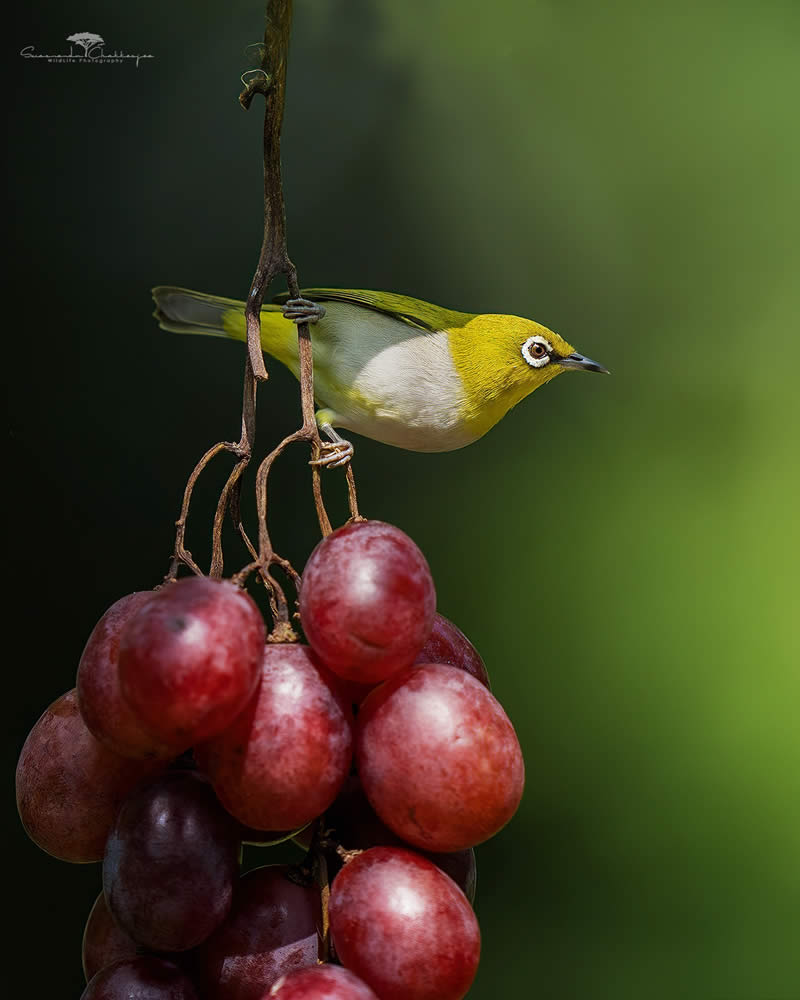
(7, 2, 799, 997)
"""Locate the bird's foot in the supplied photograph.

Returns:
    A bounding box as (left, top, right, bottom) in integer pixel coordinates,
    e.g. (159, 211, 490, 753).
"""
(310, 421, 353, 469)
(282, 298, 326, 325)
(309, 438, 354, 470)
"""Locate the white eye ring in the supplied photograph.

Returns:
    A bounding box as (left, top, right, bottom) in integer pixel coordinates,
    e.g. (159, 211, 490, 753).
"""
(521, 335, 552, 368)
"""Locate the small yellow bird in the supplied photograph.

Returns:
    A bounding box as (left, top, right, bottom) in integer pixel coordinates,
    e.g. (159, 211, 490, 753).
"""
(152, 287, 607, 465)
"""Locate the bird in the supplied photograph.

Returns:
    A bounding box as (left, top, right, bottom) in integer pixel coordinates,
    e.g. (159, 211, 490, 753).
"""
(152, 286, 608, 466)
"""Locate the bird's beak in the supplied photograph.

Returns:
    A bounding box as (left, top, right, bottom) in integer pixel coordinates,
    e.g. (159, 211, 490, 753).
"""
(558, 352, 609, 374)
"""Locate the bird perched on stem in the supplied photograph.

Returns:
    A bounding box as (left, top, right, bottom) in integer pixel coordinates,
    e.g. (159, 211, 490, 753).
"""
(152, 286, 608, 466)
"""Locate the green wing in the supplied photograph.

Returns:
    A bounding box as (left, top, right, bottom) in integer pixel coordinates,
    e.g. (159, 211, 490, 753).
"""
(272, 288, 472, 333)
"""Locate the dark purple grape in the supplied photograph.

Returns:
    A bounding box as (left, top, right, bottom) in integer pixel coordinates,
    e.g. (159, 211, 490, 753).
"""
(299, 521, 436, 684)
(15, 689, 166, 862)
(80, 956, 199, 999)
(82, 891, 139, 982)
(78, 591, 182, 759)
(103, 770, 240, 951)
(118, 577, 264, 748)
(329, 847, 480, 1000)
(426, 848, 477, 905)
(196, 644, 353, 831)
(197, 864, 321, 999)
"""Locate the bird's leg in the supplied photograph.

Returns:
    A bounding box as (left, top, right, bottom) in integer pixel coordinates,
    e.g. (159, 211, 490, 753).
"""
(310, 421, 354, 470)
(282, 298, 327, 324)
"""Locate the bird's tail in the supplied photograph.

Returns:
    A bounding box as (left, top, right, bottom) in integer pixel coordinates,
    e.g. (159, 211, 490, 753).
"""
(151, 286, 249, 338)
(152, 286, 294, 363)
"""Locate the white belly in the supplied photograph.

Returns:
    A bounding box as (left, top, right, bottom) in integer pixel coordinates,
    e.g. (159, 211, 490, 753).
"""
(311, 304, 474, 452)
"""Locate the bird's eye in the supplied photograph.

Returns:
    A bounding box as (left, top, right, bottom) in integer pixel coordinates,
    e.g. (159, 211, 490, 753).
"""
(521, 335, 552, 369)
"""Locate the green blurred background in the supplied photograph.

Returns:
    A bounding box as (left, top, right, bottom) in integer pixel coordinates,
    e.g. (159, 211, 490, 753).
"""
(8, 1, 799, 996)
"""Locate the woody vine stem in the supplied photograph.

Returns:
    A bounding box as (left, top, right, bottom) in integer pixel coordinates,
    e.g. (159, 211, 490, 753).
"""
(165, 0, 362, 636)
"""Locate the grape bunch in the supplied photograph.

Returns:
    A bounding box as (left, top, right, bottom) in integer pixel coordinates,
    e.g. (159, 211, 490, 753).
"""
(15, 520, 525, 1000)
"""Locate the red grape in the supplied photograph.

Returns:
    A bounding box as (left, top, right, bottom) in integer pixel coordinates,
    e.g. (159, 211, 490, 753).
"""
(197, 864, 321, 999)
(80, 956, 199, 999)
(329, 847, 480, 1000)
(196, 644, 353, 831)
(103, 770, 241, 951)
(118, 577, 264, 748)
(414, 613, 490, 689)
(298, 521, 436, 684)
(356, 664, 524, 852)
(15, 689, 166, 862)
(269, 965, 379, 999)
(82, 891, 139, 982)
(78, 592, 183, 759)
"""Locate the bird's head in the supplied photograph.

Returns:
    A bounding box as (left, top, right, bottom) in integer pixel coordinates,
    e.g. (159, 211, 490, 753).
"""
(449, 313, 608, 437)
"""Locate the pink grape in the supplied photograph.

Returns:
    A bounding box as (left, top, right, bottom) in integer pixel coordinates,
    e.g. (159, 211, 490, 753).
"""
(196, 644, 353, 831)
(299, 521, 436, 684)
(82, 891, 139, 982)
(329, 847, 480, 1000)
(80, 956, 199, 999)
(118, 577, 264, 748)
(15, 688, 166, 862)
(356, 663, 524, 851)
(77, 591, 183, 759)
(197, 864, 321, 999)
(103, 770, 241, 951)
(269, 965, 379, 999)
(330, 610, 489, 706)
(414, 613, 490, 689)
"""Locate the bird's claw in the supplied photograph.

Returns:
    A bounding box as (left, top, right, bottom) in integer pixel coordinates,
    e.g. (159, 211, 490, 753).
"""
(309, 439, 354, 469)
(282, 298, 326, 325)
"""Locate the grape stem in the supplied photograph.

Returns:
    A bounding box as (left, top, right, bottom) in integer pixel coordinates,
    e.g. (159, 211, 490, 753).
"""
(297, 820, 368, 964)
(308, 815, 334, 963)
(335, 845, 365, 866)
(164, 0, 363, 626)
